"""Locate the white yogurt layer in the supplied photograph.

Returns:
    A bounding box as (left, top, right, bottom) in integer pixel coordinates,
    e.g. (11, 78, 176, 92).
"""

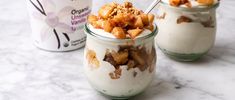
(88, 24, 152, 39)
(162, 0, 219, 8)
(156, 21, 216, 54)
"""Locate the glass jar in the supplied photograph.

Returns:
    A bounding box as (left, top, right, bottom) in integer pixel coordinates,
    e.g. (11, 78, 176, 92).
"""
(156, 2, 219, 61)
(84, 24, 158, 99)
(26, 0, 92, 51)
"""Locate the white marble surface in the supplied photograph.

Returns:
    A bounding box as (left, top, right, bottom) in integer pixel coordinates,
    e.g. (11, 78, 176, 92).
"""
(0, 0, 235, 100)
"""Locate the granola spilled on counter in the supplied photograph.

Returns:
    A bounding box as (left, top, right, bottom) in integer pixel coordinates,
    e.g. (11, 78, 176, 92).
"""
(87, 2, 155, 39)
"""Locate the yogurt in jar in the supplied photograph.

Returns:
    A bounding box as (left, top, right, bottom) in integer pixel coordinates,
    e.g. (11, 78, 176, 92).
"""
(156, 0, 219, 61)
(83, 2, 157, 99)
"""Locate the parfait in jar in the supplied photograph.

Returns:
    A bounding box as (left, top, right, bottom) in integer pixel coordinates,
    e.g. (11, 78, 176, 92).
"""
(84, 2, 158, 99)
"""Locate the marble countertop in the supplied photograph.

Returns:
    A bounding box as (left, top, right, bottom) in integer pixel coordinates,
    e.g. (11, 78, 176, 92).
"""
(0, 0, 235, 100)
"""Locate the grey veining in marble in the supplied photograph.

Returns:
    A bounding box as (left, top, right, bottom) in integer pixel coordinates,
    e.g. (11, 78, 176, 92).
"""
(0, 0, 235, 100)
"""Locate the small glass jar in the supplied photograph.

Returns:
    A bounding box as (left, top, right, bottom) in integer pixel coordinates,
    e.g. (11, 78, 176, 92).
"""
(84, 24, 158, 99)
(156, 2, 219, 61)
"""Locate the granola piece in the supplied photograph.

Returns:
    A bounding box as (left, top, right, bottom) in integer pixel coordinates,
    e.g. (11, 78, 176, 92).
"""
(103, 20, 114, 32)
(133, 16, 144, 28)
(130, 51, 145, 65)
(86, 49, 100, 68)
(103, 50, 118, 67)
(92, 20, 105, 29)
(90, 2, 156, 39)
(98, 4, 115, 19)
(112, 13, 135, 27)
(109, 67, 122, 79)
(88, 15, 98, 25)
(127, 28, 143, 39)
(111, 50, 129, 65)
(112, 13, 125, 25)
(148, 14, 155, 24)
(119, 45, 133, 51)
(140, 14, 149, 26)
(177, 16, 193, 24)
(111, 27, 127, 39)
(124, 2, 133, 8)
(197, 0, 214, 6)
(127, 60, 136, 70)
(170, 0, 191, 7)
(185, 2, 192, 8)
(145, 24, 154, 31)
(181, 0, 189, 4)
(109, 2, 118, 8)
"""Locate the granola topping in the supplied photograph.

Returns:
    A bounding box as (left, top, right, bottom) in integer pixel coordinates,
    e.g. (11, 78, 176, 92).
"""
(87, 2, 155, 39)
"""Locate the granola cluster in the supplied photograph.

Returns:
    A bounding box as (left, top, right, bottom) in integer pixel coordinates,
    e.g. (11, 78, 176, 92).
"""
(103, 45, 156, 79)
(88, 2, 155, 39)
(86, 49, 100, 69)
(169, 0, 215, 7)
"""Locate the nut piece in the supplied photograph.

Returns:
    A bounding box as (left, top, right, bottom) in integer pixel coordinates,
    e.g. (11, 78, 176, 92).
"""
(111, 27, 126, 39)
(197, 0, 214, 6)
(127, 28, 143, 39)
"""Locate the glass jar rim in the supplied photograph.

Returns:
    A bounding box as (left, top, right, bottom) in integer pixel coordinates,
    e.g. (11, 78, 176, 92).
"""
(160, 1, 220, 12)
(84, 23, 158, 43)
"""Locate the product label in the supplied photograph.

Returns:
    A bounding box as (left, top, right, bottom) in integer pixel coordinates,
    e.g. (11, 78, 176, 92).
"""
(26, 0, 92, 51)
